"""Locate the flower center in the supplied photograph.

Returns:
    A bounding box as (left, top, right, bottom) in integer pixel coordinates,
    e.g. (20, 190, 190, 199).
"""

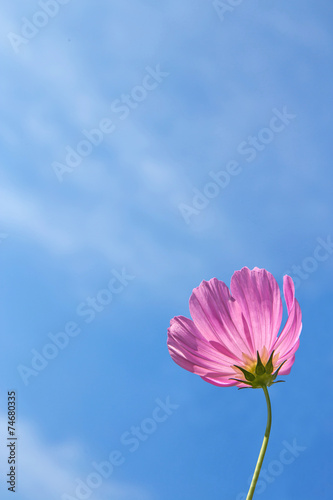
(231, 350, 286, 388)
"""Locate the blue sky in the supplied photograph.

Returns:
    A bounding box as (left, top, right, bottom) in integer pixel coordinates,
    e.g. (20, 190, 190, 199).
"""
(0, 1, 332, 499)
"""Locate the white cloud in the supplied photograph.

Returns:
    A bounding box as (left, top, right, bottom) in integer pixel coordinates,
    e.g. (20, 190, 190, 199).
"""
(0, 415, 151, 500)
(0, 182, 75, 253)
(0, 175, 204, 297)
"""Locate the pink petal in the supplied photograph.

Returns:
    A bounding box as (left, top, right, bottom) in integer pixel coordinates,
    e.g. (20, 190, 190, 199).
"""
(277, 345, 299, 376)
(167, 316, 237, 378)
(283, 275, 295, 313)
(189, 278, 254, 360)
(230, 267, 283, 353)
(272, 276, 302, 358)
(200, 374, 239, 387)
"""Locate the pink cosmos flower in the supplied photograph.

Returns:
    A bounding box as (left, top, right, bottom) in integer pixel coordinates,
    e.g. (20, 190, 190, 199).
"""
(167, 267, 302, 388)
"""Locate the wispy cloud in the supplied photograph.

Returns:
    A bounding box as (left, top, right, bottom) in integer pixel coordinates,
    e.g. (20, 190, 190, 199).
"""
(0, 415, 151, 500)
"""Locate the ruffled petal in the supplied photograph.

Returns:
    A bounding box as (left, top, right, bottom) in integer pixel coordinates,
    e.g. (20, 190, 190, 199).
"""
(200, 374, 239, 387)
(189, 278, 254, 360)
(277, 344, 299, 376)
(272, 276, 302, 357)
(283, 275, 295, 313)
(167, 316, 236, 377)
(230, 267, 283, 353)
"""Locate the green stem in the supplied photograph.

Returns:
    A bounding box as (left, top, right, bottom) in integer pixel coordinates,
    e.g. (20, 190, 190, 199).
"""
(246, 386, 272, 500)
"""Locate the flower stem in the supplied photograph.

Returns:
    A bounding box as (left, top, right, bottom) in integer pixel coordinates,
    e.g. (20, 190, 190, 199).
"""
(246, 386, 272, 500)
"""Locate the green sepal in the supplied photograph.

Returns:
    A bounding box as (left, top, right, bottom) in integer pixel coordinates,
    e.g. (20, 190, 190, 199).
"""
(234, 365, 256, 381)
(265, 350, 275, 374)
(271, 360, 287, 381)
(231, 355, 288, 389)
(230, 378, 254, 386)
(255, 351, 266, 375)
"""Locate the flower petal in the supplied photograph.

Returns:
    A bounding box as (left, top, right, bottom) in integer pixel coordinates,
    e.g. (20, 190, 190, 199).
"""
(277, 343, 299, 376)
(189, 278, 254, 360)
(230, 267, 283, 353)
(283, 275, 295, 313)
(272, 276, 302, 357)
(167, 316, 236, 378)
(200, 374, 238, 387)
